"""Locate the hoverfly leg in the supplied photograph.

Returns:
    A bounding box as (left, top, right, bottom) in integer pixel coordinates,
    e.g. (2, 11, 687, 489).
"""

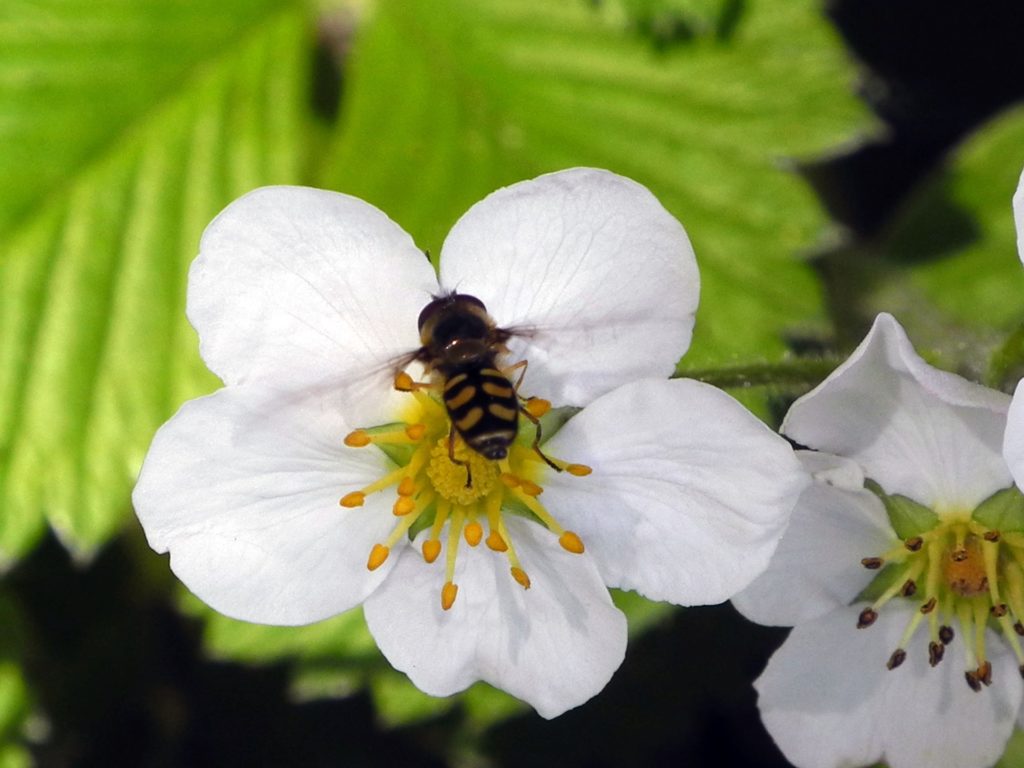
(502, 359, 529, 391)
(447, 422, 473, 488)
(518, 405, 562, 472)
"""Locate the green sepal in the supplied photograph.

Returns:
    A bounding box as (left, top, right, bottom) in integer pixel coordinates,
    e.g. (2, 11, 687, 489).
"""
(972, 485, 1024, 533)
(864, 479, 939, 539)
(853, 563, 903, 604)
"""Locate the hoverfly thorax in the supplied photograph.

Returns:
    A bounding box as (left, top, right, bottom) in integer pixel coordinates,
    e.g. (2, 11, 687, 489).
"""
(417, 292, 500, 373)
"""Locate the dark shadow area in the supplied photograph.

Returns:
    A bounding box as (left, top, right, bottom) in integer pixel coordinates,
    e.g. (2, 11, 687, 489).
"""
(483, 604, 789, 768)
(6, 534, 444, 768)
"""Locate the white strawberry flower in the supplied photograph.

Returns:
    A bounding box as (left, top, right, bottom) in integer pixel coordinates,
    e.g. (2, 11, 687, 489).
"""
(133, 168, 806, 718)
(735, 313, 1024, 768)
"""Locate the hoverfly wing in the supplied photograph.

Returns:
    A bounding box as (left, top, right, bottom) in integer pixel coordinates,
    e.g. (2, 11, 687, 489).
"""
(329, 346, 428, 428)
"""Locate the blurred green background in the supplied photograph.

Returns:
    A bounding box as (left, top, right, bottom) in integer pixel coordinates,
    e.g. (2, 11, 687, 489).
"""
(2, 0, 1024, 765)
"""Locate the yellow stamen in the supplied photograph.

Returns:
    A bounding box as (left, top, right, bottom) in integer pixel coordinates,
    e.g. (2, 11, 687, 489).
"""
(486, 531, 508, 552)
(500, 473, 519, 488)
(511, 566, 531, 589)
(394, 371, 415, 391)
(393, 496, 415, 516)
(344, 430, 371, 447)
(397, 476, 416, 496)
(422, 539, 441, 563)
(519, 479, 543, 497)
(441, 581, 458, 610)
(559, 531, 585, 554)
(465, 521, 483, 546)
(566, 463, 592, 476)
(340, 491, 365, 508)
(367, 544, 389, 571)
(524, 397, 550, 418)
(405, 423, 426, 440)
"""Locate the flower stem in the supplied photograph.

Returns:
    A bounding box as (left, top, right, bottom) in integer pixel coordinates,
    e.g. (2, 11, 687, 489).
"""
(674, 356, 844, 390)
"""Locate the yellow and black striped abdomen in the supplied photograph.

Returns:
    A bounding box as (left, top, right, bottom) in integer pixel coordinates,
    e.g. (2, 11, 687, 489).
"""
(442, 366, 519, 460)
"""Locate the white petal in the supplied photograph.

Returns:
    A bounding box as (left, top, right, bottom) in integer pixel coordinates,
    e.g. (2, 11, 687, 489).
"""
(756, 605, 1021, 768)
(189, 186, 439, 423)
(1003, 380, 1024, 489)
(132, 386, 401, 625)
(733, 451, 895, 626)
(783, 313, 1011, 513)
(439, 168, 699, 406)
(1015, 165, 1024, 263)
(541, 379, 808, 605)
(363, 516, 627, 719)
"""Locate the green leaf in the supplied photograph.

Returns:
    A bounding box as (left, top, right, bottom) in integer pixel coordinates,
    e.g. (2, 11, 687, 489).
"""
(972, 485, 1024, 533)
(873, 105, 1024, 370)
(996, 729, 1024, 768)
(180, 592, 378, 663)
(0, 593, 32, 766)
(865, 479, 939, 540)
(321, 0, 874, 371)
(0, 0, 311, 563)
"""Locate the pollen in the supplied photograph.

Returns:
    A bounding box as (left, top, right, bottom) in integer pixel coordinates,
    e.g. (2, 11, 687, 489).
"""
(426, 437, 499, 505)
(341, 375, 592, 610)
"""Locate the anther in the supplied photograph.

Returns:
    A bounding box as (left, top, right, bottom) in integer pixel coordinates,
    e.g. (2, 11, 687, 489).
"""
(1015, 622, 1024, 637)
(861, 557, 884, 570)
(397, 477, 416, 496)
(992, 603, 1009, 618)
(984, 530, 1001, 542)
(441, 581, 458, 610)
(1019, 665, 1024, 680)
(559, 531, 585, 554)
(464, 522, 483, 547)
(965, 670, 982, 692)
(904, 536, 923, 552)
(939, 625, 955, 645)
(486, 531, 508, 552)
(499, 473, 520, 488)
(511, 567, 531, 589)
(519, 479, 543, 497)
(340, 491, 366, 508)
(344, 430, 372, 447)
(566, 464, 592, 476)
(920, 597, 937, 614)
(886, 649, 906, 670)
(394, 371, 415, 391)
(929, 641, 945, 667)
(857, 608, 878, 628)
(393, 497, 415, 516)
(367, 544, 389, 571)
(952, 548, 968, 562)
(405, 423, 426, 440)
(524, 398, 550, 418)
(978, 661, 993, 686)
(900, 579, 917, 597)
(422, 539, 441, 563)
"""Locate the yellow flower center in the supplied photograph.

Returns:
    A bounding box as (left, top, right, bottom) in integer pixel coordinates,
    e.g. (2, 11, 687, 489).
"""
(340, 386, 591, 610)
(857, 509, 1024, 690)
(425, 437, 499, 505)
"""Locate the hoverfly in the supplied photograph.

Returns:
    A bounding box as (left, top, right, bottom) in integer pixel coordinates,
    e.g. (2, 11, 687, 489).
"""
(396, 291, 559, 483)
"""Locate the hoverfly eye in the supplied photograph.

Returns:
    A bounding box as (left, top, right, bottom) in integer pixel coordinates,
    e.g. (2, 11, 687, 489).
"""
(457, 293, 488, 313)
(417, 297, 446, 332)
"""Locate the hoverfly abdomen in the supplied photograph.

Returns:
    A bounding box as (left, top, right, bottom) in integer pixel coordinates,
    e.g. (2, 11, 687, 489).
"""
(442, 365, 519, 460)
